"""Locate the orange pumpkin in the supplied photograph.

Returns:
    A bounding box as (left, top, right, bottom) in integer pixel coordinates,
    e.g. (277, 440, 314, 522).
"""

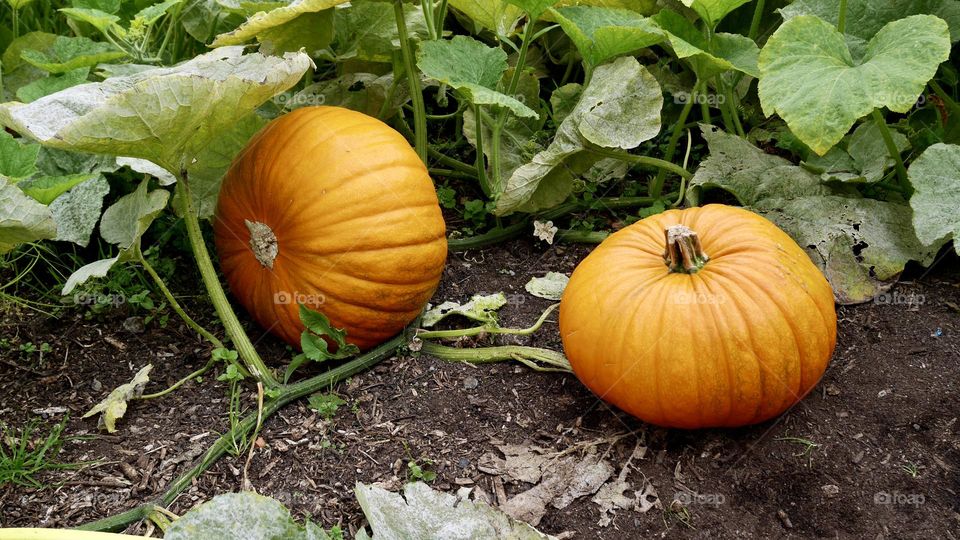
(214, 106, 447, 351)
(559, 204, 836, 429)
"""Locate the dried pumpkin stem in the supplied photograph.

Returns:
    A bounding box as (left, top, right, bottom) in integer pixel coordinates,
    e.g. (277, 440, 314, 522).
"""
(663, 225, 709, 274)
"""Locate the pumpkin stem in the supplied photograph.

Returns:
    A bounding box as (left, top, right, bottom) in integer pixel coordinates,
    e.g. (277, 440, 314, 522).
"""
(246, 220, 278, 269)
(663, 224, 709, 274)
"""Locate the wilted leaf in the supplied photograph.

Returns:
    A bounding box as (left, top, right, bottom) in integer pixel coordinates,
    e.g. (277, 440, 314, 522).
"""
(524, 272, 568, 300)
(422, 293, 508, 327)
(0, 177, 56, 253)
(355, 481, 556, 539)
(690, 126, 940, 303)
(165, 491, 323, 540)
(495, 56, 662, 215)
(447, 0, 524, 36)
(49, 175, 110, 247)
(0, 47, 310, 176)
(210, 0, 349, 47)
(99, 180, 169, 250)
(909, 143, 960, 254)
(758, 15, 951, 155)
(333, 1, 428, 62)
(82, 364, 152, 433)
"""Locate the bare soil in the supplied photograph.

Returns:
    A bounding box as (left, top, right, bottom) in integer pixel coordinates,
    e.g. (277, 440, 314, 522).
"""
(1, 240, 958, 539)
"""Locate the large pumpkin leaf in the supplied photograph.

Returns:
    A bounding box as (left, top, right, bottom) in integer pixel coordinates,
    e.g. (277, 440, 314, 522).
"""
(16, 68, 91, 103)
(758, 14, 951, 156)
(210, 0, 349, 46)
(689, 126, 940, 304)
(679, 0, 751, 27)
(652, 9, 759, 78)
(495, 56, 662, 215)
(165, 491, 327, 540)
(0, 177, 56, 254)
(0, 47, 310, 176)
(181, 0, 246, 43)
(1, 32, 58, 101)
(58, 7, 123, 34)
(355, 482, 556, 540)
(505, 0, 558, 19)
(909, 143, 960, 254)
(417, 36, 538, 118)
(550, 6, 664, 68)
(780, 0, 960, 58)
(20, 35, 125, 74)
(447, 0, 524, 35)
(333, 0, 428, 63)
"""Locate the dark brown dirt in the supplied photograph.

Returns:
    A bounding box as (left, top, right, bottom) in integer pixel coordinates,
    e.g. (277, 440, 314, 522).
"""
(1, 240, 958, 539)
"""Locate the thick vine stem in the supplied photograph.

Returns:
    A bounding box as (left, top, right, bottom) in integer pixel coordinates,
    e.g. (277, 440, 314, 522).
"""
(395, 0, 428, 163)
(587, 146, 693, 180)
(870, 109, 910, 191)
(663, 225, 709, 273)
(421, 341, 572, 372)
(0, 530, 142, 539)
(174, 180, 279, 389)
(79, 334, 405, 533)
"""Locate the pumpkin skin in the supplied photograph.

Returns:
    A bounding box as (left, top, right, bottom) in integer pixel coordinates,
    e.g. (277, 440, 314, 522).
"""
(214, 106, 447, 351)
(559, 204, 836, 429)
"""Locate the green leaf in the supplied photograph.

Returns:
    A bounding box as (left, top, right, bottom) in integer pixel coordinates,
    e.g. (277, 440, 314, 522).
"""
(758, 14, 951, 156)
(6, 0, 36, 9)
(689, 126, 939, 304)
(99, 179, 169, 250)
(0, 47, 310, 177)
(181, 0, 246, 43)
(257, 9, 334, 55)
(417, 36, 538, 118)
(652, 9, 759, 78)
(210, 0, 349, 46)
(505, 0, 557, 19)
(71, 0, 122, 14)
(17, 173, 96, 204)
(680, 0, 751, 27)
(16, 68, 90, 103)
(307, 392, 345, 420)
(0, 130, 40, 180)
(422, 292, 507, 327)
(185, 112, 268, 219)
(82, 364, 152, 433)
(551, 6, 664, 68)
(287, 304, 360, 382)
(58, 7, 123, 34)
(909, 143, 960, 253)
(495, 56, 662, 215)
(780, 0, 960, 58)
(333, 0, 428, 63)
(846, 120, 910, 183)
(0, 177, 56, 253)
(165, 492, 316, 540)
(292, 72, 408, 120)
(135, 0, 184, 25)
(49, 175, 110, 247)
(354, 482, 554, 540)
(2, 32, 57, 73)
(20, 36, 125, 74)
(447, 0, 524, 35)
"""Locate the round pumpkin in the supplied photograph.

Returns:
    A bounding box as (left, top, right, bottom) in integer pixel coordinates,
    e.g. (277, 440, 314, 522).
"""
(214, 106, 447, 351)
(559, 204, 836, 429)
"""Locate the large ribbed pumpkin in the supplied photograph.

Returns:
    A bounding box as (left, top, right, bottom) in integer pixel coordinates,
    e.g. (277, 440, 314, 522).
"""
(214, 106, 447, 351)
(559, 205, 836, 429)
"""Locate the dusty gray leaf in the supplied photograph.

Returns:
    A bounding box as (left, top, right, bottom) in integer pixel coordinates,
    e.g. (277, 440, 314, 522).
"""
(422, 293, 507, 327)
(82, 364, 152, 433)
(524, 273, 569, 300)
(50, 174, 110, 247)
(0, 177, 57, 253)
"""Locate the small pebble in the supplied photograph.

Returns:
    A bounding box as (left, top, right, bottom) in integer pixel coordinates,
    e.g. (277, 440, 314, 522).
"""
(822, 484, 840, 498)
(91, 379, 103, 392)
(463, 376, 479, 390)
(826, 384, 841, 396)
(123, 316, 145, 334)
